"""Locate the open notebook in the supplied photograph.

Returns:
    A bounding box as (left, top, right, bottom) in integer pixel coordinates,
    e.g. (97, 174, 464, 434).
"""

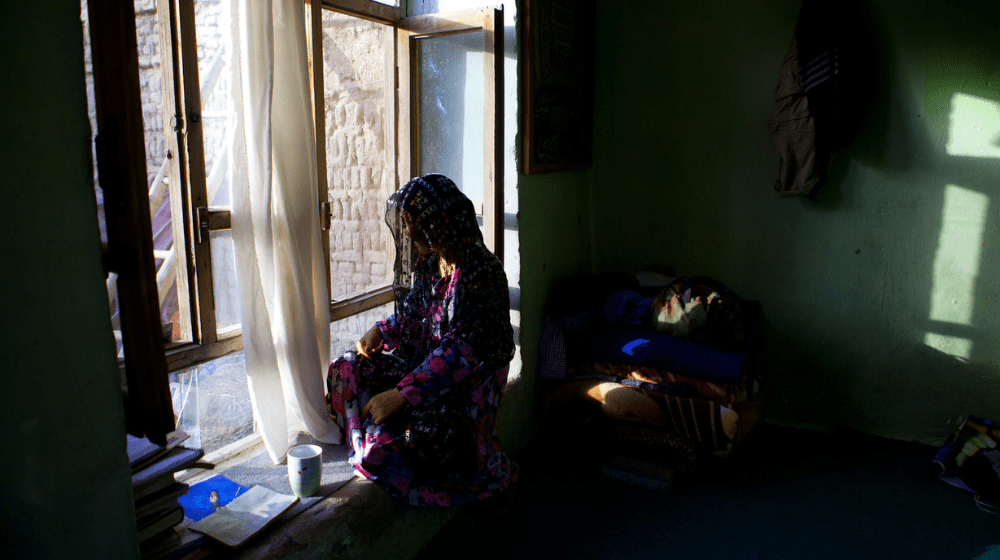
(189, 485, 298, 548)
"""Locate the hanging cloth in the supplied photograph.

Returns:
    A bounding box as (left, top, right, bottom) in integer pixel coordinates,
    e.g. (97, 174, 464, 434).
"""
(230, 0, 339, 464)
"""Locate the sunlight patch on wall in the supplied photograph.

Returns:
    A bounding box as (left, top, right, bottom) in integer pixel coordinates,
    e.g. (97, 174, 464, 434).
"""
(923, 333, 973, 361)
(946, 93, 1000, 158)
(928, 185, 989, 326)
(508, 308, 522, 381)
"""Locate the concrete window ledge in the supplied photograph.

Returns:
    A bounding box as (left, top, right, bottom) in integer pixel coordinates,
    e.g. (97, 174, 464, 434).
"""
(232, 477, 457, 559)
(177, 439, 457, 560)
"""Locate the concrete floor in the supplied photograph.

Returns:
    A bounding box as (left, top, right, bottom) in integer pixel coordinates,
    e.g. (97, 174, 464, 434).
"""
(414, 423, 1000, 560)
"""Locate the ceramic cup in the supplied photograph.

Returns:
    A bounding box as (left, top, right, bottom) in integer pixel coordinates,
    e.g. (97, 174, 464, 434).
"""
(287, 444, 322, 497)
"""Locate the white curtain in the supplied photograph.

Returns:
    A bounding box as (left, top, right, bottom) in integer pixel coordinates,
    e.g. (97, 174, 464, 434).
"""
(229, 0, 340, 464)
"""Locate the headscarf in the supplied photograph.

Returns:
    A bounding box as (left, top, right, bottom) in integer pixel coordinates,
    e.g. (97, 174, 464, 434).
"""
(385, 174, 483, 303)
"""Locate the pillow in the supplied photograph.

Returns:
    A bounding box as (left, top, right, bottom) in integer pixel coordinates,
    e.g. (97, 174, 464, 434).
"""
(649, 276, 746, 351)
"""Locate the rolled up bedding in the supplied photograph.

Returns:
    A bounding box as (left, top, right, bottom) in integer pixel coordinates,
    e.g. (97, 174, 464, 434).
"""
(565, 325, 748, 385)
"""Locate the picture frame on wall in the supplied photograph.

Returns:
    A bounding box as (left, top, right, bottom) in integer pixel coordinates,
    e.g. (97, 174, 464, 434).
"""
(521, 0, 595, 175)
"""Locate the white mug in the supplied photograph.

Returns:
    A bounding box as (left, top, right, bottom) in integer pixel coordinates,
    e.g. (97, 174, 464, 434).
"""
(287, 444, 323, 497)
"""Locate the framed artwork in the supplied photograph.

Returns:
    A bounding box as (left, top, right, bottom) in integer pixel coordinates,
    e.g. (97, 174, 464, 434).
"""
(521, 0, 595, 175)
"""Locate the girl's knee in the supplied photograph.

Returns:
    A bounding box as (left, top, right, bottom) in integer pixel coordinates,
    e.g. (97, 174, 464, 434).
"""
(332, 352, 363, 374)
(337, 350, 363, 366)
(328, 358, 351, 391)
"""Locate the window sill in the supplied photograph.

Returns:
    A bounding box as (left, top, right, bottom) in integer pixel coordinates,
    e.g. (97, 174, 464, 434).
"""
(177, 437, 457, 559)
(176, 433, 264, 484)
(234, 476, 456, 559)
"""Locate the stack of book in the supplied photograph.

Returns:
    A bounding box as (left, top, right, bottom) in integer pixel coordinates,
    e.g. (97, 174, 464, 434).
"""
(127, 431, 211, 559)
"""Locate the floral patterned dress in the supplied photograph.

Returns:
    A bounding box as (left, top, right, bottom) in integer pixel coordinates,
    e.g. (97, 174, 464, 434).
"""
(326, 245, 517, 506)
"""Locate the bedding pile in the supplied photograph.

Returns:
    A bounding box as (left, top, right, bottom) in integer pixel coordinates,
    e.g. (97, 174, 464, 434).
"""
(541, 268, 764, 473)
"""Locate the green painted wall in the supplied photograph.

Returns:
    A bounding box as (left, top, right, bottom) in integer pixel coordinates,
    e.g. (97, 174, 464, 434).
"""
(588, 0, 1000, 444)
(509, 170, 593, 450)
(0, 2, 138, 559)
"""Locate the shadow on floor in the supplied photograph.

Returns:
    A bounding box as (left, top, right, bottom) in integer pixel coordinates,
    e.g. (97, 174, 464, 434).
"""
(414, 423, 1000, 560)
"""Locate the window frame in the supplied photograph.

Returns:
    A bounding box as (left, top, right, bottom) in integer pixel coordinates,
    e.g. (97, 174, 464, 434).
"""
(398, 6, 505, 262)
(91, 0, 503, 445)
(87, 0, 175, 444)
(160, 0, 243, 371)
(88, 0, 246, 442)
(311, 0, 402, 320)
(315, 1, 505, 323)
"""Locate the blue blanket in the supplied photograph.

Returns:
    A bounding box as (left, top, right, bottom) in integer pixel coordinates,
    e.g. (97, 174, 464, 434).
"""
(566, 325, 748, 385)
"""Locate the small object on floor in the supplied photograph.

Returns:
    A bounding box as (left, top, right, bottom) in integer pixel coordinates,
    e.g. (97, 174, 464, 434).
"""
(179, 475, 250, 522)
(600, 455, 674, 493)
(934, 415, 1000, 513)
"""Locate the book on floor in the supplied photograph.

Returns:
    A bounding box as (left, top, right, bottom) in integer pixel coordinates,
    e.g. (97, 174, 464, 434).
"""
(127, 430, 191, 471)
(189, 485, 298, 548)
(139, 524, 210, 560)
(133, 446, 208, 492)
(134, 474, 179, 503)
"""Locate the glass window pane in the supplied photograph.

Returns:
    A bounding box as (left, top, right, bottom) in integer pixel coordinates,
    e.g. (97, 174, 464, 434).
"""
(170, 351, 253, 454)
(322, 10, 395, 302)
(330, 302, 394, 361)
(195, 0, 234, 209)
(417, 31, 485, 209)
(209, 230, 241, 333)
(194, 1, 241, 336)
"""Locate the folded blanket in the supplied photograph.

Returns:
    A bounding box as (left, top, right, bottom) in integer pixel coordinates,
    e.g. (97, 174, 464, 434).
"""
(566, 325, 748, 385)
(568, 361, 747, 405)
(604, 290, 654, 325)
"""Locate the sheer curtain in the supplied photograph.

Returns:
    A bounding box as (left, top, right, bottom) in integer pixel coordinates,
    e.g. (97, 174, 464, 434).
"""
(229, 0, 340, 464)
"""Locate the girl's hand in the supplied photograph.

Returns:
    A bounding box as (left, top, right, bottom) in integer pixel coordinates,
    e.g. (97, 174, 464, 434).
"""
(355, 325, 384, 360)
(361, 388, 407, 424)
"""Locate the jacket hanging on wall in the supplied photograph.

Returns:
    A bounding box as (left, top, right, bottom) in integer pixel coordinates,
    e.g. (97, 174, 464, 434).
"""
(767, 0, 876, 198)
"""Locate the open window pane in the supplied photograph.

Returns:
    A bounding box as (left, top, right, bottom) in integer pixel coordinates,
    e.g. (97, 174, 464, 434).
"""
(81, 0, 191, 350)
(322, 9, 395, 303)
(417, 31, 486, 210)
(398, 7, 502, 258)
(139, 0, 188, 345)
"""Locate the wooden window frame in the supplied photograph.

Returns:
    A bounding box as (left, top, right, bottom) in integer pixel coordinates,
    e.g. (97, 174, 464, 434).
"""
(88, 0, 174, 444)
(159, 0, 244, 372)
(311, 0, 401, 322)
(88, 0, 243, 443)
(89, 0, 503, 443)
(398, 6, 505, 261)
(313, 1, 505, 324)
